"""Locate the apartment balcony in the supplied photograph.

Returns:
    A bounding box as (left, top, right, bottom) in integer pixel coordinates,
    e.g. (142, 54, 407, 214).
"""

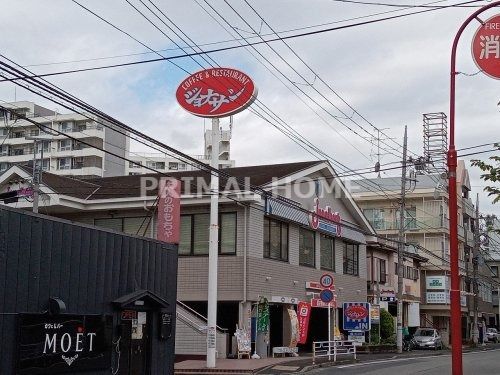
(463, 198, 475, 218)
(51, 166, 103, 177)
(52, 147, 105, 158)
(370, 216, 449, 233)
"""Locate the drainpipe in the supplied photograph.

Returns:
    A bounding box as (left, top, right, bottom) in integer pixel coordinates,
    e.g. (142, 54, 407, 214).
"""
(243, 204, 248, 303)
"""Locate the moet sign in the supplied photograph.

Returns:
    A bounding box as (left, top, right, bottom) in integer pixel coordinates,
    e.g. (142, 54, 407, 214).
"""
(17, 314, 112, 374)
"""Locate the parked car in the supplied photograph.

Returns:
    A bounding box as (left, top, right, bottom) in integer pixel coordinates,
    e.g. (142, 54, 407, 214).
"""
(486, 328, 500, 343)
(412, 328, 443, 350)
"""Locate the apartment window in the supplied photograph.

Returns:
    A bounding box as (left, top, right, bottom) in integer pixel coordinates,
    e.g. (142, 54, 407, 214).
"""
(77, 123, 87, 132)
(146, 161, 165, 170)
(343, 242, 359, 276)
(320, 234, 335, 270)
(30, 129, 39, 137)
(397, 207, 417, 230)
(59, 139, 72, 151)
(299, 228, 315, 267)
(58, 158, 71, 170)
(36, 141, 50, 153)
(379, 259, 387, 284)
(363, 208, 385, 230)
(72, 157, 84, 169)
(492, 265, 499, 278)
(263, 217, 288, 261)
(13, 148, 24, 156)
(10, 131, 25, 139)
(180, 213, 236, 255)
(178, 163, 187, 171)
(219, 212, 236, 254)
(59, 122, 73, 132)
(129, 161, 142, 168)
(169, 162, 178, 170)
(0, 162, 9, 171)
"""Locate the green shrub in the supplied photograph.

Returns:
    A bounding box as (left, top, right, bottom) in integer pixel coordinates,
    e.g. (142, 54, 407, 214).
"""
(370, 324, 380, 345)
(380, 309, 395, 341)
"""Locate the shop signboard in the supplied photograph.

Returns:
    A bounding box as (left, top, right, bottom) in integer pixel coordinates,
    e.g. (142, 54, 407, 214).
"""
(370, 305, 380, 324)
(287, 307, 299, 347)
(297, 302, 311, 344)
(347, 330, 365, 346)
(175, 67, 258, 118)
(311, 298, 337, 308)
(309, 198, 342, 237)
(306, 281, 323, 290)
(257, 298, 270, 333)
(16, 314, 112, 375)
(157, 178, 181, 243)
(343, 302, 371, 331)
(426, 292, 450, 304)
(426, 276, 449, 290)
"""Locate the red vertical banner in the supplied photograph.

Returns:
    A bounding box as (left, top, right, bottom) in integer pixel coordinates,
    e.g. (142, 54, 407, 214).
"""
(297, 301, 312, 344)
(157, 178, 181, 243)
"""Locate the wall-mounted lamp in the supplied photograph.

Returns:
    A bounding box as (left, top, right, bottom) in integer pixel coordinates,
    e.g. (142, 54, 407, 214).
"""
(293, 280, 299, 285)
(266, 276, 272, 281)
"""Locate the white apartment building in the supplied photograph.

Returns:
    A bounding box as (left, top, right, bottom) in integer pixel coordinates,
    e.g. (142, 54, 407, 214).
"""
(352, 161, 495, 346)
(125, 129, 234, 175)
(0, 101, 126, 178)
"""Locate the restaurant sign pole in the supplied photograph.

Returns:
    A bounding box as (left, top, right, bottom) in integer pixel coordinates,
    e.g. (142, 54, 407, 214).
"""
(176, 67, 257, 368)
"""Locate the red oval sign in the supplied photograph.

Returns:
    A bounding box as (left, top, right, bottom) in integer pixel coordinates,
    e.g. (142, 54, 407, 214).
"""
(176, 67, 258, 118)
(345, 305, 368, 320)
(472, 14, 500, 80)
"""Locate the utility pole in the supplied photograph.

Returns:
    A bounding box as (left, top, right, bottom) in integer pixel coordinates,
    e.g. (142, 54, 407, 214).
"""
(27, 136, 50, 214)
(206, 117, 220, 368)
(397, 126, 408, 354)
(472, 194, 480, 345)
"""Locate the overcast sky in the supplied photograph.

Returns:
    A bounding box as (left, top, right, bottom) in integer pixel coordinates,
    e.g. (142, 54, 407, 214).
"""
(0, 0, 498, 216)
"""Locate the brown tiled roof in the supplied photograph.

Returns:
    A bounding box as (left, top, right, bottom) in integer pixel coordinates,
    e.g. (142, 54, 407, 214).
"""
(18, 165, 101, 199)
(28, 160, 325, 200)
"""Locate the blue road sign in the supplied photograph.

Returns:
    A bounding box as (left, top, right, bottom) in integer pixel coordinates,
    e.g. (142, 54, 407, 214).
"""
(319, 289, 334, 303)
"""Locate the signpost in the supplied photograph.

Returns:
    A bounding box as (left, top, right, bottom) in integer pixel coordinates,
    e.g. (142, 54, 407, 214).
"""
(176, 67, 257, 368)
(448, 4, 500, 373)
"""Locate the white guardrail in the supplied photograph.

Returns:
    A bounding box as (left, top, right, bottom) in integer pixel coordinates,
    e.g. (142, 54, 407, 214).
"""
(312, 340, 357, 364)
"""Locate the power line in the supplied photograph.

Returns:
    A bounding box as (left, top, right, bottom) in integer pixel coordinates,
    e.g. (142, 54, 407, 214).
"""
(0, 0, 485, 83)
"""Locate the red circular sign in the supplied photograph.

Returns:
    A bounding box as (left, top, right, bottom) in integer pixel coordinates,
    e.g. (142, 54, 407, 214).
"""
(320, 274, 334, 288)
(176, 67, 258, 118)
(345, 305, 369, 320)
(472, 14, 500, 79)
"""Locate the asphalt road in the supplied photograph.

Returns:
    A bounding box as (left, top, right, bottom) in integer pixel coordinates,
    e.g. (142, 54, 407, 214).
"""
(308, 348, 500, 375)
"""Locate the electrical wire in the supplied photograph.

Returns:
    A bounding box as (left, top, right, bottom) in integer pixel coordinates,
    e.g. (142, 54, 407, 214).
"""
(0, 0, 485, 82)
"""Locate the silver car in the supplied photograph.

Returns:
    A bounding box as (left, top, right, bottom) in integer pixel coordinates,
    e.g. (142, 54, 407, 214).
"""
(413, 328, 443, 350)
(486, 328, 500, 343)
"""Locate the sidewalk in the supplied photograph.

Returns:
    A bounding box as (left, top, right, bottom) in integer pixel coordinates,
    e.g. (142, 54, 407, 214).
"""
(174, 343, 500, 375)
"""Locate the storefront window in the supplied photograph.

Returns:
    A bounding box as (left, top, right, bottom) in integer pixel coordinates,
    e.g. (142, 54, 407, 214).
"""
(320, 234, 334, 270)
(179, 215, 192, 255)
(299, 228, 315, 267)
(264, 217, 288, 261)
(220, 212, 237, 254)
(343, 242, 359, 276)
(179, 213, 237, 255)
